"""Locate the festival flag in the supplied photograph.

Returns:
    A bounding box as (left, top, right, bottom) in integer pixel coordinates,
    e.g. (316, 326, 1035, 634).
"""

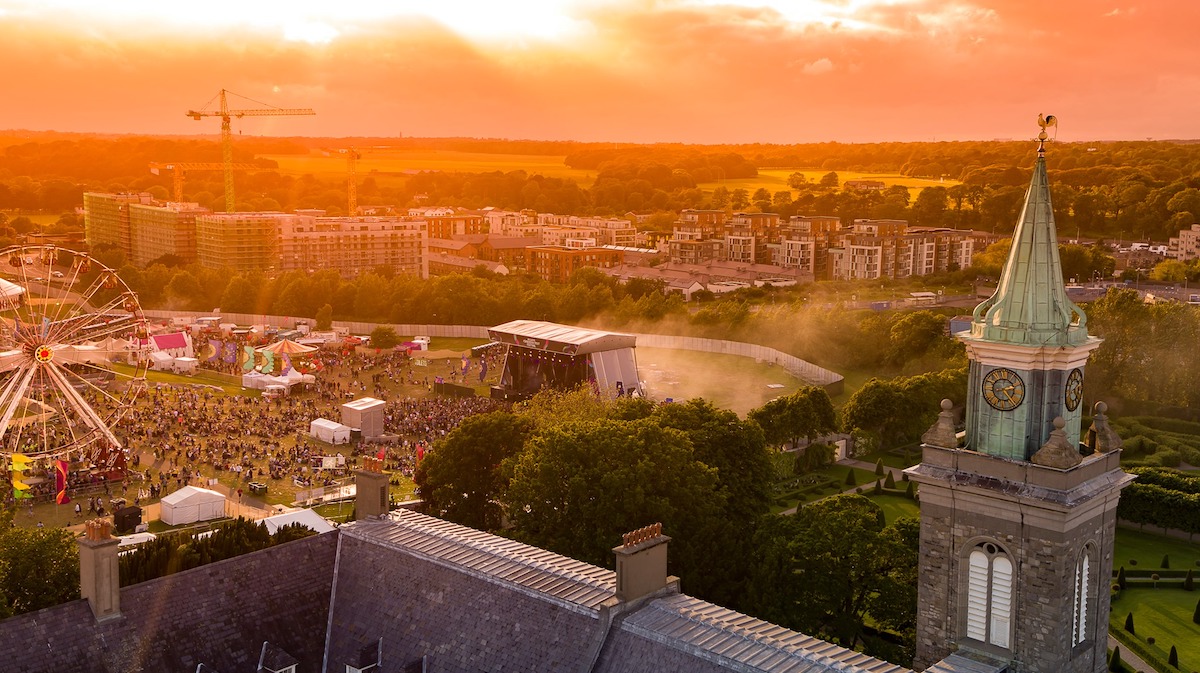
(11, 476, 30, 491)
(242, 345, 256, 371)
(12, 488, 30, 500)
(279, 353, 293, 376)
(223, 342, 238, 364)
(376, 447, 386, 460)
(416, 444, 425, 462)
(207, 339, 223, 362)
(260, 350, 275, 374)
(54, 459, 70, 505)
(10, 453, 30, 471)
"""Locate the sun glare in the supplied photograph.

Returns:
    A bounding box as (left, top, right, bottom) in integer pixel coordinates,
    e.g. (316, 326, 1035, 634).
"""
(3, 0, 587, 43)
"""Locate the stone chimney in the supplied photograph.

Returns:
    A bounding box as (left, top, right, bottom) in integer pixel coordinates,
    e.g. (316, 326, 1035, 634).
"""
(354, 456, 389, 521)
(78, 518, 120, 621)
(612, 523, 677, 602)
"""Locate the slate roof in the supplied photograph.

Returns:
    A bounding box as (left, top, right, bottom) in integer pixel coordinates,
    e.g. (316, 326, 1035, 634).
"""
(0, 508, 910, 673)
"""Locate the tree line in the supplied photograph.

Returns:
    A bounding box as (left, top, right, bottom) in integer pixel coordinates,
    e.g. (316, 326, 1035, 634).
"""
(5, 134, 1200, 239)
(414, 387, 920, 664)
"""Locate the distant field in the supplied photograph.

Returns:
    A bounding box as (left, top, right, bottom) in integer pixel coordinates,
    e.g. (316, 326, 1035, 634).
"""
(263, 150, 594, 184)
(261, 151, 953, 201)
(698, 168, 959, 199)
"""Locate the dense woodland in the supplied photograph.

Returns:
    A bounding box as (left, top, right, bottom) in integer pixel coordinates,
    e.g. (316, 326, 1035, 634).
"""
(2, 133, 1200, 240)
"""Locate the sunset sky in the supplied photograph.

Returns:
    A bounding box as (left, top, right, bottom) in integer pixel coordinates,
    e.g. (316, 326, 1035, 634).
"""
(1, 0, 1196, 143)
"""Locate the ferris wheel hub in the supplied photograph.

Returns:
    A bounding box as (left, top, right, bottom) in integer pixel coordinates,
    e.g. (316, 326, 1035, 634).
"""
(33, 345, 54, 363)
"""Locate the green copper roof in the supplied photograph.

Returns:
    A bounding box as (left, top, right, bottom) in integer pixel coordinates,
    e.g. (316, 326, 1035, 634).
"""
(970, 151, 1089, 346)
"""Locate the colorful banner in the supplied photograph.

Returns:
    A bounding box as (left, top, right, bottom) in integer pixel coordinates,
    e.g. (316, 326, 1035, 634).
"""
(206, 339, 223, 362)
(223, 342, 238, 364)
(242, 345, 256, 371)
(11, 453, 30, 471)
(259, 350, 274, 374)
(54, 460, 69, 505)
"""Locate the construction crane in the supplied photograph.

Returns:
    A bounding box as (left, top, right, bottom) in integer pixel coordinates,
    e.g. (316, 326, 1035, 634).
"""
(148, 162, 261, 203)
(187, 89, 314, 213)
(322, 147, 362, 216)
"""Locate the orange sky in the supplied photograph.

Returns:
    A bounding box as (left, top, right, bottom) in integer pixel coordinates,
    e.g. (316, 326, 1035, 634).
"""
(1, 0, 1196, 143)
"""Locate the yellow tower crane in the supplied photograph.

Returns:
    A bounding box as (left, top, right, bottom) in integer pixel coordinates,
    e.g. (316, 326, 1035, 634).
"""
(186, 89, 314, 213)
(322, 147, 362, 216)
(148, 162, 262, 203)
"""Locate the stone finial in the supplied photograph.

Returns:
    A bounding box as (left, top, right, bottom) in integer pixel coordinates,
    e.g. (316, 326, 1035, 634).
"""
(1031, 416, 1083, 468)
(84, 518, 113, 541)
(1087, 401, 1123, 453)
(921, 399, 958, 449)
(622, 523, 663, 548)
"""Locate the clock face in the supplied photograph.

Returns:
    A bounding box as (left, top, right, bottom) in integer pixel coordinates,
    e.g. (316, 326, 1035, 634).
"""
(1065, 368, 1083, 412)
(982, 367, 1025, 411)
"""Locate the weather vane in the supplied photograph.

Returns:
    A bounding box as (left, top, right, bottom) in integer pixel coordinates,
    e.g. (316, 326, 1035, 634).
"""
(1037, 113, 1058, 154)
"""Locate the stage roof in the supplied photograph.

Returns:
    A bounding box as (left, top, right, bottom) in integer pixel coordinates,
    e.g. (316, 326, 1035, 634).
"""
(488, 320, 636, 355)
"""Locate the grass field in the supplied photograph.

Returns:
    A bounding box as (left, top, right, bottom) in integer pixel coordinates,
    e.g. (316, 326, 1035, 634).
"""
(1114, 527, 1200, 571)
(263, 150, 956, 200)
(1110, 587, 1200, 673)
(698, 168, 959, 200)
(263, 150, 594, 184)
(637, 346, 811, 416)
(870, 492, 920, 525)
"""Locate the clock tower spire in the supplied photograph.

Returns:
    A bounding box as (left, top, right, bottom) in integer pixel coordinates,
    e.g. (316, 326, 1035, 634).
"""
(907, 116, 1133, 673)
(961, 114, 1100, 461)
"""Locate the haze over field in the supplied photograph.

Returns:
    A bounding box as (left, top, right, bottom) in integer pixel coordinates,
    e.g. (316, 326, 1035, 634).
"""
(1, 0, 1196, 143)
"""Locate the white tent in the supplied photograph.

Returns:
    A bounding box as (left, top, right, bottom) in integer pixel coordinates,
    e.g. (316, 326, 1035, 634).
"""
(262, 508, 336, 535)
(242, 371, 267, 389)
(173, 356, 198, 374)
(149, 351, 175, 372)
(159, 486, 226, 525)
(310, 418, 351, 444)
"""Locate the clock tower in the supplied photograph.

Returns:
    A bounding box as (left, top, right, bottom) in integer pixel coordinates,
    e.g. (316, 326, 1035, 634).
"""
(907, 117, 1133, 673)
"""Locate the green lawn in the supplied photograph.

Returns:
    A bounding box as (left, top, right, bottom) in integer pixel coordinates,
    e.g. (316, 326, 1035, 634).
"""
(1110, 587, 1200, 673)
(869, 492, 920, 525)
(1114, 528, 1200, 572)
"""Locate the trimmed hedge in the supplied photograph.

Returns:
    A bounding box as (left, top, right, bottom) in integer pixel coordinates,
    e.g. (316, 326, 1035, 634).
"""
(1117, 469, 1200, 534)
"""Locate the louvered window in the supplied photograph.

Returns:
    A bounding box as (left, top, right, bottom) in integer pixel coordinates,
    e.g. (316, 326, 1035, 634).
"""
(1072, 548, 1093, 646)
(964, 543, 1013, 649)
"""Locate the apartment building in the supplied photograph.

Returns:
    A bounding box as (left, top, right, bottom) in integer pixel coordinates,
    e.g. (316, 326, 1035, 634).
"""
(83, 192, 154, 254)
(539, 214, 637, 247)
(278, 216, 428, 278)
(1168, 223, 1200, 261)
(778, 216, 841, 278)
(527, 242, 624, 284)
(195, 212, 289, 273)
(128, 201, 209, 266)
(780, 217, 974, 281)
(409, 208, 486, 239)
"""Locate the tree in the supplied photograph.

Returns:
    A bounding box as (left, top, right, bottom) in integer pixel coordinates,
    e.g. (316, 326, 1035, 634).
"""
(875, 458, 885, 476)
(1185, 568, 1194, 591)
(846, 470, 857, 487)
(0, 519, 80, 617)
(748, 386, 838, 450)
(315, 303, 333, 330)
(787, 172, 808, 189)
(745, 495, 917, 652)
(1124, 611, 1135, 634)
(1109, 646, 1123, 673)
(368, 325, 399, 349)
(1162, 554, 1170, 569)
(503, 418, 724, 575)
(1193, 596, 1200, 624)
(884, 472, 896, 489)
(820, 172, 840, 188)
(1117, 566, 1127, 590)
(414, 412, 532, 531)
(1169, 646, 1178, 669)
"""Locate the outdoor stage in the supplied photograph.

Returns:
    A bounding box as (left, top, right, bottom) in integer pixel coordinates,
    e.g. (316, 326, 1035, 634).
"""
(486, 320, 642, 402)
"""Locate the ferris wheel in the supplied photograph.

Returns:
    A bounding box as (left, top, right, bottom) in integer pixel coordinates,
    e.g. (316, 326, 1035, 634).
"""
(0, 245, 148, 467)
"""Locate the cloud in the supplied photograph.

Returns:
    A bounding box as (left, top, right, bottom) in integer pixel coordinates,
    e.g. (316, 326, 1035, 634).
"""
(0, 0, 1196, 142)
(802, 58, 834, 75)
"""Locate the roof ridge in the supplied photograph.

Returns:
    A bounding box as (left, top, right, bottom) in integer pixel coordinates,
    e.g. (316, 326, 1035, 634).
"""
(366, 511, 616, 594)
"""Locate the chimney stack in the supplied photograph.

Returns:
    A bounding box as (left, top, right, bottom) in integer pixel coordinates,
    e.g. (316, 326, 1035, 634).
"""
(612, 523, 676, 602)
(354, 456, 389, 520)
(78, 518, 121, 621)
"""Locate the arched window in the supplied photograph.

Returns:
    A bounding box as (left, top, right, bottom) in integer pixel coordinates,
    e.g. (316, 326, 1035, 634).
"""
(1072, 546, 1094, 646)
(965, 542, 1013, 649)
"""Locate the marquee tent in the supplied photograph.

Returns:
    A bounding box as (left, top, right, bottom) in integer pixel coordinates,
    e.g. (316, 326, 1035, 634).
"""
(149, 351, 175, 372)
(310, 418, 351, 444)
(159, 486, 226, 525)
(259, 339, 317, 355)
(262, 508, 336, 535)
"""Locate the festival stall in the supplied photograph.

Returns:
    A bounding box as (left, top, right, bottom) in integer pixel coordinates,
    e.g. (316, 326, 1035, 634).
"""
(158, 485, 226, 525)
(173, 356, 198, 374)
(310, 418, 351, 444)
